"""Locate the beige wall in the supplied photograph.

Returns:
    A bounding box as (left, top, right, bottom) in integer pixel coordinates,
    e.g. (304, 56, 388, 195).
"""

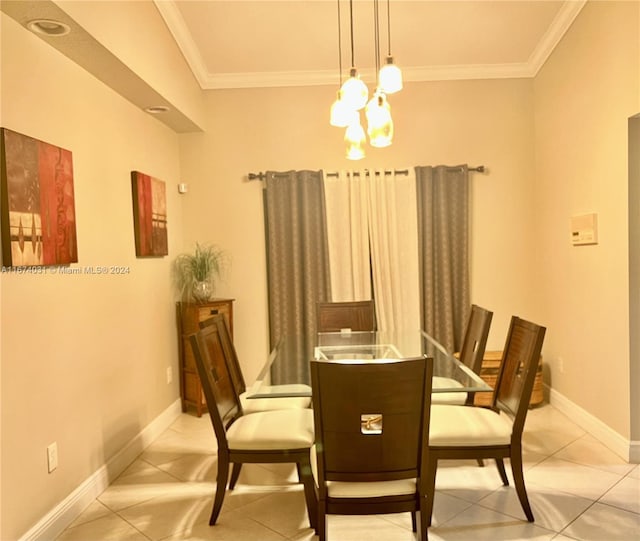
(179, 79, 537, 384)
(0, 14, 183, 540)
(533, 0, 640, 439)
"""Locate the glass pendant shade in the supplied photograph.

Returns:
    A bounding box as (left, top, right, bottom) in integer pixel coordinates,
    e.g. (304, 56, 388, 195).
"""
(346, 140, 366, 160)
(344, 115, 366, 144)
(366, 93, 393, 148)
(340, 68, 369, 111)
(344, 115, 366, 160)
(330, 91, 357, 128)
(379, 56, 403, 94)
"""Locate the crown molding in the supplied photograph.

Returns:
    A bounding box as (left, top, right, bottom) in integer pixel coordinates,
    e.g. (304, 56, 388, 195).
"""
(156, 0, 588, 90)
(528, 0, 587, 75)
(154, 0, 210, 88)
(201, 63, 538, 90)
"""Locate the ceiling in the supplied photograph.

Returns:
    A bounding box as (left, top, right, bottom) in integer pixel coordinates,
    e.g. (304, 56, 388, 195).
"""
(155, 0, 587, 89)
(0, 0, 587, 132)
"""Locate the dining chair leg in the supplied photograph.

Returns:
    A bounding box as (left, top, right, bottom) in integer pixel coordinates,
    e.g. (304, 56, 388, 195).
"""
(510, 447, 534, 522)
(317, 499, 327, 541)
(418, 504, 429, 541)
(476, 459, 485, 467)
(210, 453, 230, 525)
(229, 462, 242, 489)
(297, 458, 318, 530)
(423, 457, 438, 527)
(411, 510, 417, 532)
(495, 458, 509, 485)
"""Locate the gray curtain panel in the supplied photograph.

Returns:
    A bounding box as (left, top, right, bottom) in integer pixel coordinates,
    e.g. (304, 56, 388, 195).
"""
(264, 170, 331, 385)
(415, 165, 470, 353)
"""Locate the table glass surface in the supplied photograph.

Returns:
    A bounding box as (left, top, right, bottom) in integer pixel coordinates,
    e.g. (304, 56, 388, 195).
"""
(247, 330, 492, 399)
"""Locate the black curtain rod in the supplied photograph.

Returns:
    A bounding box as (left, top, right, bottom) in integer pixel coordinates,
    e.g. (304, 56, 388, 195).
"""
(247, 165, 485, 181)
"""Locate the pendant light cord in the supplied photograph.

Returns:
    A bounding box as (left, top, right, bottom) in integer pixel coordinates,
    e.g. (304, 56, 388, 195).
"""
(349, 0, 355, 68)
(374, 0, 380, 75)
(337, 0, 343, 84)
(386, 0, 392, 56)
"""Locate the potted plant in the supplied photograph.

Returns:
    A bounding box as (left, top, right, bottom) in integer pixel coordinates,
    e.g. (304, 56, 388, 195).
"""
(173, 242, 226, 303)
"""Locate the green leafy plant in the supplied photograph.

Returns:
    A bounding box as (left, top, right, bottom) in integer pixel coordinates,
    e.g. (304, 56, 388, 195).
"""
(172, 243, 226, 302)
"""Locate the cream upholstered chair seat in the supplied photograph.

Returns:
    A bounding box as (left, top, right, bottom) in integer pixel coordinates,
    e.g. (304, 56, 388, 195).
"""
(239, 390, 311, 414)
(431, 376, 466, 405)
(310, 446, 416, 498)
(227, 408, 314, 450)
(430, 404, 512, 446)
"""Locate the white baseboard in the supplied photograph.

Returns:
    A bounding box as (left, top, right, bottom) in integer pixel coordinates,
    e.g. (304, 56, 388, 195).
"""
(20, 399, 183, 541)
(548, 386, 639, 463)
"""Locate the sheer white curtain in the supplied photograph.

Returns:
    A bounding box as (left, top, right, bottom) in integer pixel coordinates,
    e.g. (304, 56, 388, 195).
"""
(323, 170, 372, 301)
(323, 169, 421, 332)
(367, 169, 421, 331)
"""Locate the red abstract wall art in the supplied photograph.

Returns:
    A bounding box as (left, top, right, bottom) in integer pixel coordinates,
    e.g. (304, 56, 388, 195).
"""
(0, 128, 78, 267)
(131, 171, 168, 257)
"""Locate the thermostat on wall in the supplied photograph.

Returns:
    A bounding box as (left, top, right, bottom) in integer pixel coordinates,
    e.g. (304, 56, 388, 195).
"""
(571, 213, 598, 245)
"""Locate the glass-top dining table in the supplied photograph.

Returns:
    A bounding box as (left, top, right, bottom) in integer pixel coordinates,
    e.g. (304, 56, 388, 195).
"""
(246, 329, 492, 399)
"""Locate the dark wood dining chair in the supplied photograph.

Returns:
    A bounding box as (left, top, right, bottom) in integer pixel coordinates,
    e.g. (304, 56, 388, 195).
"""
(316, 300, 376, 332)
(310, 355, 433, 541)
(199, 315, 311, 413)
(432, 304, 493, 406)
(425, 316, 546, 526)
(190, 322, 317, 529)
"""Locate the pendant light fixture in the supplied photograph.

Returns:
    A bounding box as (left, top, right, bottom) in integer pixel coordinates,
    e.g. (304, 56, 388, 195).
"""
(378, 0, 403, 94)
(366, 92, 393, 148)
(345, 113, 366, 160)
(330, 0, 401, 159)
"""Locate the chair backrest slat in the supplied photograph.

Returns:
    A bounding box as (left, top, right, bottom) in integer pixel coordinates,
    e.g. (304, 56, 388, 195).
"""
(199, 316, 246, 395)
(459, 304, 493, 374)
(494, 316, 546, 433)
(316, 300, 376, 332)
(190, 317, 242, 447)
(311, 356, 433, 486)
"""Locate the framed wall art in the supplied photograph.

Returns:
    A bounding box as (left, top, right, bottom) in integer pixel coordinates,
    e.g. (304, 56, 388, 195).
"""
(0, 128, 78, 267)
(131, 171, 168, 257)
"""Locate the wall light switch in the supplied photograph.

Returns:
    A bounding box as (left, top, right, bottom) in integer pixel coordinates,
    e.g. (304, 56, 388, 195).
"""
(166, 366, 173, 384)
(47, 442, 58, 473)
(571, 213, 598, 245)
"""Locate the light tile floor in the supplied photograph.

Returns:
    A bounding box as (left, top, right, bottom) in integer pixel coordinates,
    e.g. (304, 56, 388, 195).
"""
(56, 405, 640, 541)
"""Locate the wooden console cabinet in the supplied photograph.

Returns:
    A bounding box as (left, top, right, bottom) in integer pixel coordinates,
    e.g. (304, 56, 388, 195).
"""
(177, 299, 234, 416)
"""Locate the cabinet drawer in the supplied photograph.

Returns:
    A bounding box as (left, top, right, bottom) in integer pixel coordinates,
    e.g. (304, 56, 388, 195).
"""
(198, 304, 230, 323)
